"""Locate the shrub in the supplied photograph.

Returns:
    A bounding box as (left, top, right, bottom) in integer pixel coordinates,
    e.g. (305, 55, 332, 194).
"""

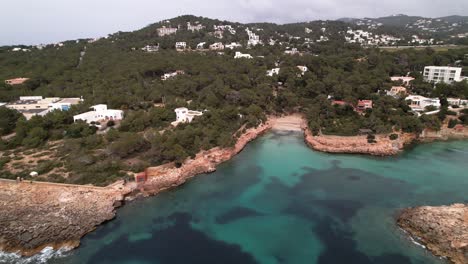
(448, 119, 458, 128)
(107, 120, 115, 127)
(389, 134, 398, 140)
(367, 134, 377, 144)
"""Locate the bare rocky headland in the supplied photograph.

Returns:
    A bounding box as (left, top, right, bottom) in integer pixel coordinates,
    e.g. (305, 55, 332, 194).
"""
(397, 204, 468, 264)
(0, 180, 131, 256)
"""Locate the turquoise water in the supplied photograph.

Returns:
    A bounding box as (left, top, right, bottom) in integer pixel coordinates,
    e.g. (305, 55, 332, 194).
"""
(44, 132, 468, 263)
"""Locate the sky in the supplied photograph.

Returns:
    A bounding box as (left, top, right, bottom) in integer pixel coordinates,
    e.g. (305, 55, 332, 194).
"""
(1, 0, 468, 46)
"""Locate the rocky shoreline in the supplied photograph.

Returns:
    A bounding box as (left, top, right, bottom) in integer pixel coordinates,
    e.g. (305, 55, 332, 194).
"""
(397, 204, 468, 264)
(0, 180, 131, 256)
(137, 120, 273, 196)
(0, 121, 273, 257)
(1, 116, 467, 259)
(303, 124, 468, 156)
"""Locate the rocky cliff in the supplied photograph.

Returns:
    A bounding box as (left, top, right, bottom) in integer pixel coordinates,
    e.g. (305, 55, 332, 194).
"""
(0, 180, 130, 256)
(140, 121, 272, 195)
(304, 129, 416, 156)
(397, 204, 468, 264)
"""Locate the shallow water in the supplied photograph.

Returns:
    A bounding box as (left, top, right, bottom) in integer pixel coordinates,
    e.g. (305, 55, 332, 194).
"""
(11, 132, 468, 264)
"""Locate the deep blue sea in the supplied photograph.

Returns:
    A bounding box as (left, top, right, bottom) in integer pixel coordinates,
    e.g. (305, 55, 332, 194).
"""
(6, 132, 468, 264)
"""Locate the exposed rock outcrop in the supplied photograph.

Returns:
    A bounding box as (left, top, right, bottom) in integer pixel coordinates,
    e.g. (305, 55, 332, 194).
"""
(304, 129, 416, 156)
(398, 204, 468, 264)
(140, 121, 272, 195)
(0, 180, 130, 256)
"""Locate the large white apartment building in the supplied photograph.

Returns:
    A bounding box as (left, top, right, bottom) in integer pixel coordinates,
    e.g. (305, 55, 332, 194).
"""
(423, 66, 462, 84)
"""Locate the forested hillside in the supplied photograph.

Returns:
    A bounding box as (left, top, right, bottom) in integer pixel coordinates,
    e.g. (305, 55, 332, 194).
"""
(1, 15, 468, 185)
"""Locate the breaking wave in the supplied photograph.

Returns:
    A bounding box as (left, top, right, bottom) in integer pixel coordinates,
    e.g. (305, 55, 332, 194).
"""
(0, 246, 71, 264)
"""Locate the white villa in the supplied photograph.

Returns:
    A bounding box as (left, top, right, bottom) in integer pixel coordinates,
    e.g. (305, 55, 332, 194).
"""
(196, 42, 206, 49)
(161, 70, 185, 81)
(391, 76, 415, 86)
(297, 65, 308, 75)
(171, 107, 203, 126)
(73, 104, 123, 125)
(225, 42, 242, 49)
(246, 28, 262, 46)
(447, 98, 468, 107)
(157, 26, 178, 36)
(141, 45, 159, 52)
(209, 42, 224, 50)
(175, 42, 187, 50)
(187, 22, 204, 32)
(406, 95, 440, 112)
(234, 52, 253, 59)
(267, 68, 280, 76)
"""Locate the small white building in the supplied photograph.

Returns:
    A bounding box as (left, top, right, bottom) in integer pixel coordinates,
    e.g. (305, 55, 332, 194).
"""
(225, 42, 242, 49)
(50, 98, 83, 111)
(391, 76, 415, 86)
(161, 70, 185, 81)
(266, 68, 280, 76)
(73, 104, 124, 125)
(406, 95, 441, 112)
(171, 107, 203, 126)
(175, 42, 187, 50)
(234, 52, 253, 59)
(209, 42, 224, 51)
(423, 66, 462, 84)
(447, 98, 468, 107)
(141, 45, 159, 52)
(157, 26, 178, 36)
(297, 65, 308, 75)
(196, 42, 206, 50)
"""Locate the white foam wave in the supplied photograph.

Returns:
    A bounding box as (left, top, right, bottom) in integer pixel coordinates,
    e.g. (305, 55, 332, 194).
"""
(0, 246, 71, 264)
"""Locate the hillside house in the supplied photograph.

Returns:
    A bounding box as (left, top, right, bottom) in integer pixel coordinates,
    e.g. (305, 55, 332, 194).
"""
(447, 98, 468, 107)
(171, 107, 203, 126)
(7, 96, 82, 120)
(234, 52, 253, 59)
(387, 86, 407, 98)
(225, 42, 242, 49)
(391, 76, 414, 86)
(187, 22, 204, 32)
(5, 78, 29, 85)
(356, 100, 373, 112)
(157, 26, 177, 36)
(297, 66, 308, 75)
(175, 42, 187, 50)
(141, 45, 159, 52)
(406, 95, 440, 112)
(73, 104, 123, 125)
(161, 70, 185, 81)
(196, 42, 206, 50)
(246, 28, 262, 46)
(209, 42, 224, 50)
(266, 68, 280, 76)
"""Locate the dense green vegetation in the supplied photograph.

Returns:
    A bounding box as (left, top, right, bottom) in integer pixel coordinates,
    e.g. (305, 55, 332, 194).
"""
(0, 15, 467, 185)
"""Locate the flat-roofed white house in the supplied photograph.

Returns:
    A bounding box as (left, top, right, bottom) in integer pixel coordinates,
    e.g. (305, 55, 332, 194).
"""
(391, 76, 414, 86)
(423, 66, 462, 84)
(175, 42, 187, 50)
(225, 42, 242, 49)
(447, 98, 468, 107)
(73, 104, 123, 125)
(6, 96, 82, 120)
(266, 68, 280, 76)
(234, 52, 253, 59)
(406, 95, 441, 112)
(297, 65, 308, 75)
(209, 42, 224, 51)
(171, 107, 203, 126)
